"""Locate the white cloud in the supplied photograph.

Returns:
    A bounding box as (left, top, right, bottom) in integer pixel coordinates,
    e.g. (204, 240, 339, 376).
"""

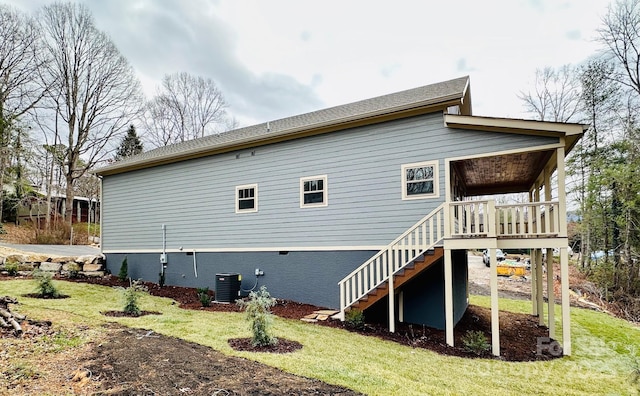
(2, 0, 613, 125)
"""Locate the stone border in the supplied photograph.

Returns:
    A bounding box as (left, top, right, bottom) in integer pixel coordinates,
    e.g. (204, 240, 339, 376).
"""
(0, 252, 106, 278)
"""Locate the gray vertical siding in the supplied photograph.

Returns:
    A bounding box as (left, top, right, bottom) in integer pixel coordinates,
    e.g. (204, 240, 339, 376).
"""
(102, 112, 558, 252)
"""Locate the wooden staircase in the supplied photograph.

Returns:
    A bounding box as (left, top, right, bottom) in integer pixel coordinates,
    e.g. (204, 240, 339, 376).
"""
(339, 203, 446, 319)
(351, 247, 444, 311)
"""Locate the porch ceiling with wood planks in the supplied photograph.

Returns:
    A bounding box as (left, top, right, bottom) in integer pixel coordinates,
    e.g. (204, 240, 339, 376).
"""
(453, 150, 554, 196)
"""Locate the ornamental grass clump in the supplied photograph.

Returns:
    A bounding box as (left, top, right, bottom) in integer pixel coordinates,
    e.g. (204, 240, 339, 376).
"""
(237, 286, 277, 347)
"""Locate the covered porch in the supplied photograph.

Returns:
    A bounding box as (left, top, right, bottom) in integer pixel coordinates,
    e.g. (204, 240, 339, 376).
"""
(442, 115, 586, 356)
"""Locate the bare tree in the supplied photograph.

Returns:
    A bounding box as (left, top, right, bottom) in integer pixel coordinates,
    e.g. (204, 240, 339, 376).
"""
(518, 65, 582, 122)
(0, 5, 46, 222)
(37, 2, 143, 224)
(144, 72, 228, 148)
(598, 0, 640, 97)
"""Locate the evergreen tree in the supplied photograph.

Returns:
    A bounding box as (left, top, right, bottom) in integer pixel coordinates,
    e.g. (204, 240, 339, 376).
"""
(115, 125, 143, 160)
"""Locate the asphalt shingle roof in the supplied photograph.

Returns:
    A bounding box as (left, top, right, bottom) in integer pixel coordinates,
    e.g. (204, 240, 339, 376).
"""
(96, 75, 469, 175)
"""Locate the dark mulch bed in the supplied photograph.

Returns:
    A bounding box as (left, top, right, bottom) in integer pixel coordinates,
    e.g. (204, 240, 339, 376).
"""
(228, 337, 304, 353)
(37, 274, 560, 361)
(21, 293, 70, 299)
(101, 310, 162, 317)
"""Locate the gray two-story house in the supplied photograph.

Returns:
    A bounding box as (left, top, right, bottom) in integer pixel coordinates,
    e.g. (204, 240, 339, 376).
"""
(95, 76, 584, 356)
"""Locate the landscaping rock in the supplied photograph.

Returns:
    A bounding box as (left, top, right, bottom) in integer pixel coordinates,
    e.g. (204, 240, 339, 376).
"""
(76, 255, 99, 265)
(81, 271, 106, 277)
(17, 263, 37, 271)
(51, 256, 76, 264)
(82, 263, 103, 272)
(29, 254, 51, 263)
(5, 254, 27, 264)
(39, 262, 62, 272)
(62, 262, 81, 271)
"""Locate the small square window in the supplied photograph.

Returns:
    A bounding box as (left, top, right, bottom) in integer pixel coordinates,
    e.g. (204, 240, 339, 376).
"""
(236, 184, 258, 213)
(401, 161, 439, 200)
(300, 175, 327, 208)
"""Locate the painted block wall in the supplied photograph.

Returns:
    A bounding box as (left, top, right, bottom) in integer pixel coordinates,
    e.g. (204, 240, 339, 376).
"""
(400, 249, 469, 329)
(106, 250, 376, 308)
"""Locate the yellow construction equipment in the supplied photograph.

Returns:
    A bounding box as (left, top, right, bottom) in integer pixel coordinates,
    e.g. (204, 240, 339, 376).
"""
(496, 260, 527, 277)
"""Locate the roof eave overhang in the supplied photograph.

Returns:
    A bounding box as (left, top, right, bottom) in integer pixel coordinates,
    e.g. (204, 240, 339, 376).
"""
(444, 114, 587, 154)
(96, 96, 463, 176)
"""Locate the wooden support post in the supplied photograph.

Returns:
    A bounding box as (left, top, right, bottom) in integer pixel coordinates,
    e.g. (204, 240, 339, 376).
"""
(557, 144, 571, 355)
(546, 249, 555, 339)
(490, 248, 500, 356)
(560, 247, 571, 355)
(556, 144, 568, 238)
(536, 249, 544, 325)
(531, 249, 538, 316)
(444, 249, 454, 347)
(339, 282, 345, 321)
(399, 291, 404, 323)
(388, 258, 395, 333)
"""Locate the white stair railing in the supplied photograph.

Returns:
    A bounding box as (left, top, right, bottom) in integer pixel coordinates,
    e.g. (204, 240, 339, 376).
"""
(338, 203, 445, 316)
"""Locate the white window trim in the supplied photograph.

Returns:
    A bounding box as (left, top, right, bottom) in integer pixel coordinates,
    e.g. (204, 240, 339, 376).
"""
(235, 184, 258, 213)
(401, 160, 439, 200)
(300, 175, 328, 208)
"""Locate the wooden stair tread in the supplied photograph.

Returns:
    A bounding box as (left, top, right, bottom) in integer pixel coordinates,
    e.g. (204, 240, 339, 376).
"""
(352, 247, 444, 311)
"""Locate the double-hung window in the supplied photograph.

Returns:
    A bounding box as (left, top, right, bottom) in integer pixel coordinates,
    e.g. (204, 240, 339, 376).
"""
(402, 161, 439, 199)
(236, 184, 258, 213)
(300, 175, 327, 208)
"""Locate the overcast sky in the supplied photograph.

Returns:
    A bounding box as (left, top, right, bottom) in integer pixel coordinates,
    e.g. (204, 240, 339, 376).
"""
(5, 0, 613, 127)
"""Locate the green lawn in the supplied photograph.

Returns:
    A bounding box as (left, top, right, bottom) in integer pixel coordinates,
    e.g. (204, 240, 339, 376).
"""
(2, 279, 638, 395)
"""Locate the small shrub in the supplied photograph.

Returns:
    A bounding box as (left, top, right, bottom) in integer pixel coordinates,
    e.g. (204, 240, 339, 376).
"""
(118, 256, 128, 281)
(5, 261, 19, 276)
(237, 286, 278, 347)
(345, 309, 366, 330)
(0, 222, 6, 234)
(33, 269, 60, 298)
(120, 279, 148, 316)
(461, 330, 490, 355)
(66, 262, 81, 279)
(197, 287, 211, 307)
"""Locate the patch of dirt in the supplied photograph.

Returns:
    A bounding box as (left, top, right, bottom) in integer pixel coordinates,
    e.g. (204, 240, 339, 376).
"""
(85, 325, 360, 395)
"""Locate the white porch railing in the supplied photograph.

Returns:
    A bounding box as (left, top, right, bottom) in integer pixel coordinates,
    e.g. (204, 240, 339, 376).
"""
(448, 200, 560, 238)
(338, 203, 445, 315)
